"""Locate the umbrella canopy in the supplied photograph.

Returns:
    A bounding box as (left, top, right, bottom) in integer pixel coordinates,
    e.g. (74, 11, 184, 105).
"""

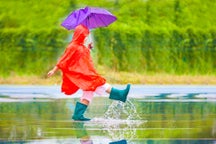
(61, 6, 117, 30)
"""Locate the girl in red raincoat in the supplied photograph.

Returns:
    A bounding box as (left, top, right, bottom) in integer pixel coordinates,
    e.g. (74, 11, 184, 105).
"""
(47, 24, 130, 121)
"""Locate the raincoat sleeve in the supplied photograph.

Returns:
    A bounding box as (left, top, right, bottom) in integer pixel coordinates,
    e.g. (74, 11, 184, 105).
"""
(56, 44, 75, 71)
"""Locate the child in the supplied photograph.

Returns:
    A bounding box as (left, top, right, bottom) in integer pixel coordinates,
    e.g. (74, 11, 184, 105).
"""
(47, 24, 130, 121)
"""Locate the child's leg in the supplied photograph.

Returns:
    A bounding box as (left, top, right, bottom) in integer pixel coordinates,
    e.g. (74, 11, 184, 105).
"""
(80, 83, 111, 104)
(80, 91, 94, 105)
(95, 83, 131, 103)
(94, 83, 111, 95)
(72, 83, 130, 121)
(80, 83, 130, 104)
(72, 91, 93, 121)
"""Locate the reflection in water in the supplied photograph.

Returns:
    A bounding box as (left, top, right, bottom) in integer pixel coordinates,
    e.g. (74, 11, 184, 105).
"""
(0, 92, 216, 143)
(8, 125, 16, 141)
(72, 100, 140, 143)
(74, 122, 93, 144)
(74, 121, 127, 144)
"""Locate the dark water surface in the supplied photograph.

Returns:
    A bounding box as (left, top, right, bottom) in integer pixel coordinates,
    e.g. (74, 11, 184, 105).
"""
(0, 85, 216, 144)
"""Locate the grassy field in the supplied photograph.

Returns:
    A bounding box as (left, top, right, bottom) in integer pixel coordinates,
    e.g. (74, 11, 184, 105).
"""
(1, 68, 215, 85)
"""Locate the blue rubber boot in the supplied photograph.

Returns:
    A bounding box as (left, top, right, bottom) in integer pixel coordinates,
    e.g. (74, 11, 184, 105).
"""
(109, 139, 127, 144)
(109, 84, 131, 102)
(72, 102, 91, 121)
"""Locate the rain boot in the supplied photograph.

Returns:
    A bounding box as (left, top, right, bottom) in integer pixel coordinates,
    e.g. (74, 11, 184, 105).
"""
(72, 102, 91, 121)
(109, 84, 131, 102)
(109, 139, 127, 144)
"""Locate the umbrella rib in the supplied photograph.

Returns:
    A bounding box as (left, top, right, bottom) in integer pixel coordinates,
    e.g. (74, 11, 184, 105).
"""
(97, 14, 108, 27)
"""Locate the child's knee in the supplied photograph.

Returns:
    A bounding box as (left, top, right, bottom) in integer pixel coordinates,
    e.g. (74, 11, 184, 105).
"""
(81, 91, 94, 103)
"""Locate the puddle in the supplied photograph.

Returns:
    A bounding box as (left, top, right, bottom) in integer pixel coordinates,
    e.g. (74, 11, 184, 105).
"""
(0, 85, 216, 143)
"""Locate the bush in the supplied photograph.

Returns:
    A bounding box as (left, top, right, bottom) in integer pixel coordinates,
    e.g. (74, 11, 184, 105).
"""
(94, 27, 216, 74)
(0, 28, 68, 76)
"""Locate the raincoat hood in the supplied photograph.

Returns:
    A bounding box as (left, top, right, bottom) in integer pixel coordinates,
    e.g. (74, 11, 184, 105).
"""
(72, 24, 89, 44)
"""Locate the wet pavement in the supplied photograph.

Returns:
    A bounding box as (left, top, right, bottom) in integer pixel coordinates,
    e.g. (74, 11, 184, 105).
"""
(0, 85, 216, 144)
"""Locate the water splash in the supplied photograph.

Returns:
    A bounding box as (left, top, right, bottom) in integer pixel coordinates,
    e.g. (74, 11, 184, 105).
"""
(104, 99, 141, 120)
(91, 99, 146, 141)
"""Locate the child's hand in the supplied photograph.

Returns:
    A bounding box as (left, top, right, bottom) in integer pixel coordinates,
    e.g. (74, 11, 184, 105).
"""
(47, 66, 58, 78)
(88, 42, 93, 49)
(47, 69, 55, 78)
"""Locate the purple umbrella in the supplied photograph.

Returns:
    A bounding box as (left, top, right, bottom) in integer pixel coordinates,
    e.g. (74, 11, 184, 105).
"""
(61, 6, 117, 30)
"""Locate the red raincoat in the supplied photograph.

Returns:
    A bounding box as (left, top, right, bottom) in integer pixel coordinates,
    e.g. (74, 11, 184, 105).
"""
(56, 25, 106, 95)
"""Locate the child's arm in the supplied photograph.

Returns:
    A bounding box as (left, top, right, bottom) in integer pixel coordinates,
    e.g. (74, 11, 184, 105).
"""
(47, 66, 59, 77)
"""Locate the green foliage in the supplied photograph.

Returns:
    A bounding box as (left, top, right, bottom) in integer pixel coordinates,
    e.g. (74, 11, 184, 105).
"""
(0, 28, 68, 76)
(0, 0, 216, 77)
(95, 27, 216, 74)
(0, 0, 72, 30)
